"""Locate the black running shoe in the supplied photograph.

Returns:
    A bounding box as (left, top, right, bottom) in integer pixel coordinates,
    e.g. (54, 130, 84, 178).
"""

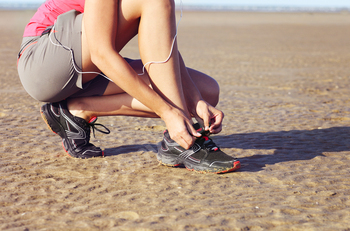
(40, 101, 110, 159)
(157, 123, 241, 174)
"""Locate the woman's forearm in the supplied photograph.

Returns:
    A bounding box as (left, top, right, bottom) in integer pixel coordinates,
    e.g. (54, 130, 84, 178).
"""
(96, 51, 173, 118)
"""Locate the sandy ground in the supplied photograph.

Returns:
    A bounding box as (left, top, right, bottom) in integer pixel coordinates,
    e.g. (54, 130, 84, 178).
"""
(1, 9, 350, 230)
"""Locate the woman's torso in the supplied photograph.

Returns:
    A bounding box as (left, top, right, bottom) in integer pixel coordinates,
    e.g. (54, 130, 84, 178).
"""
(23, 0, 85, 37)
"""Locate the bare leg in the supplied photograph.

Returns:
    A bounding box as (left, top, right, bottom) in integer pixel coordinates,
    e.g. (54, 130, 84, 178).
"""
(68, 0, 223, 146)
(137, 0, 188, 116)
(71, 0, 192, 119)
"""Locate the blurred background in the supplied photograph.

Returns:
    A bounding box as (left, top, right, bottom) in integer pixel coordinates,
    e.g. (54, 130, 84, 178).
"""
(1, 0, 350, 11)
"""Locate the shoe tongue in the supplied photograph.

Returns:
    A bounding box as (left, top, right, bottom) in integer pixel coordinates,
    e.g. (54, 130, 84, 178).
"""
(202, 137, 219, 152)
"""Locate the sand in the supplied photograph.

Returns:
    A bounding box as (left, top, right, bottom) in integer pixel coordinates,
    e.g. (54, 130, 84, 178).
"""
(1, 9, 350, 230)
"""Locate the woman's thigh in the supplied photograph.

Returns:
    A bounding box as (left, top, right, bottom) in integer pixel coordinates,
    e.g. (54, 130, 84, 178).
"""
(81, 0, 175, 82)
(81, 0, 142, 82)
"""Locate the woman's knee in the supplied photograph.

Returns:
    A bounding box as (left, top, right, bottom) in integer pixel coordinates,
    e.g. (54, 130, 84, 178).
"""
(205, 77, 220, 107)
(189, 68, 220, 107)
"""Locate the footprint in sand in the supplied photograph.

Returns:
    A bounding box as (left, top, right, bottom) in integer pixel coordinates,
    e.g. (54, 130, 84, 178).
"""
(115, 211, 140, 220)
(135, 125, 166, 132)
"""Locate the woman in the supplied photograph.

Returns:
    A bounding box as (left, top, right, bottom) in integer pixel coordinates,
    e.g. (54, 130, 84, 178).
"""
(17, 0, 240, 173)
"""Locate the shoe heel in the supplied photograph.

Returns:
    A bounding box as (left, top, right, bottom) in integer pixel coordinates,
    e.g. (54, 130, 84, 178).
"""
(156, 153, 178, 166)
(40, 105, 61, 135)
(157, 143, 181, 167)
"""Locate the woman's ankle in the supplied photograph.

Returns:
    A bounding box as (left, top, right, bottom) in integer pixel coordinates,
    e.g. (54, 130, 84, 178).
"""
(67, 99, 91, 122)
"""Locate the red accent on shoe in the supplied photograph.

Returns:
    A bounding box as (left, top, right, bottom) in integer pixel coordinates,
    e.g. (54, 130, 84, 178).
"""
(88, 116, 97, 124)
(215, 160, 241, 174)
(233, 161, 241, 170)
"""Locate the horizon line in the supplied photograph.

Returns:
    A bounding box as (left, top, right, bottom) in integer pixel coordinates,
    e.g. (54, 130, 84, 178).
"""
(0, 2, 349, 12)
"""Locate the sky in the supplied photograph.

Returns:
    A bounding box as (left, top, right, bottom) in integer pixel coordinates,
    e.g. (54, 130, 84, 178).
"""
(183, 0, 350, 7)
(1, 0, 350, 8)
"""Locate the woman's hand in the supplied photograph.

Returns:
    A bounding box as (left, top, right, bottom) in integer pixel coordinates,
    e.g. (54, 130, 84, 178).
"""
(192, 100, 224, 134)
(161, 107, 201, 150)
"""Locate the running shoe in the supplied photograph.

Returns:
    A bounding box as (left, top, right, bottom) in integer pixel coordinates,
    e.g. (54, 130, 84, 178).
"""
(157, 123, 241, 174)
(40, 101, 110, 159)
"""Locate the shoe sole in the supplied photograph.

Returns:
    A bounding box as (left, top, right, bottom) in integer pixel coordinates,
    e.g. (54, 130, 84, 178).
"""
(185, 160, 240, 174)
(40, 104, 104, 159)
(157, 143, 241, 174)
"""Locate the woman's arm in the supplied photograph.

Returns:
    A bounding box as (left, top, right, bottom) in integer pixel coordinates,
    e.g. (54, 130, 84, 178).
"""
(83, 0, 200, 148)
(84, 0, 169, 116)
(179, 54, 224, 134)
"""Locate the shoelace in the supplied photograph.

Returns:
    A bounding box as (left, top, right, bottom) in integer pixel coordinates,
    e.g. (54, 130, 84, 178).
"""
(201, 135, 220, 152)
(88, 116, 111, 138)
(193, 123, 220, 152)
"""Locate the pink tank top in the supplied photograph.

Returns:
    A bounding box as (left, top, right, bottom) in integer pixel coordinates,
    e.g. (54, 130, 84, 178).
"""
(23, 0, 85, 37)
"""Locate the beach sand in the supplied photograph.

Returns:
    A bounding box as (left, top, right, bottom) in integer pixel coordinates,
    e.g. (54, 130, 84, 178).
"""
(1, 9, 350, 230)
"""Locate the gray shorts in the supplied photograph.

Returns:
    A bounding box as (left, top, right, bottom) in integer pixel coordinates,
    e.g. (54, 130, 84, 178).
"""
(17, 10, 122, 103)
